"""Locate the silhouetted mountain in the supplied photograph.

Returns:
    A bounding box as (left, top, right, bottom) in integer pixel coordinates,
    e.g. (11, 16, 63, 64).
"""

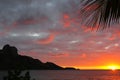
(0, 44, 64, 70)
(65, 67, 76, 70)
(0, 44, 78, 70)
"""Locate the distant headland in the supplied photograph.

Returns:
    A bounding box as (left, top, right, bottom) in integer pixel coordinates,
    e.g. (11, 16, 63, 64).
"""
(0, 44, 78, 70)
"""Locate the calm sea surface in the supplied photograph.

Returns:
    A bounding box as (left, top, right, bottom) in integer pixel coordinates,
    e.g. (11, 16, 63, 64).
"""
(0, 70, 120, 80)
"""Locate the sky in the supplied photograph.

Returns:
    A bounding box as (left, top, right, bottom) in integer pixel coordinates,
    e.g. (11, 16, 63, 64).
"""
(1, 0, 120, 69)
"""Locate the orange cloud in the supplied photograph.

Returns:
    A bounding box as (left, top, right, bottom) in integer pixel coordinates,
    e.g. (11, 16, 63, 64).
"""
(109, 34, 116, 40)
(82, 26, 91, 32)
(63, 14, 71, 28)
(37, 33, 55, 45)
(63, 14, 70, 19)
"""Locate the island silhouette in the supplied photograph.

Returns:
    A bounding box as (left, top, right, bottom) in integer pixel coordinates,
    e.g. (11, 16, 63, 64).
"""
(0, 44, 77, 70)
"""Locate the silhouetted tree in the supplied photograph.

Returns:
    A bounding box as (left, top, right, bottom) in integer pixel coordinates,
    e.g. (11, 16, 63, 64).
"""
(24, 71, 30, 80)
(80, 0, 120, 30)
(3, 70, 36, 80)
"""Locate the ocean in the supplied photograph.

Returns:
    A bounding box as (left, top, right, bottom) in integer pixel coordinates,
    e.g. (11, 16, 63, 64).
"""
(0, 70, 120, 80)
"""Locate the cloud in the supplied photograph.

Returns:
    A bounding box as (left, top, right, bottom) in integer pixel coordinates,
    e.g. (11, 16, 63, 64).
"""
(62, 13, 71, 28)
(49, 52, 69, 57)
(36, 33, 55, 45)
(13, 16, 48, 26)
(108, 34, 116, 41)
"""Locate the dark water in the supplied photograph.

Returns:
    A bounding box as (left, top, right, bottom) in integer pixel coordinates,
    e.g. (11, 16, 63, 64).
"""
(0, 70, 120, 80)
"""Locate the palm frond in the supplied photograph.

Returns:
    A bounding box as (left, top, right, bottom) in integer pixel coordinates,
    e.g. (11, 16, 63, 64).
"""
(80, 0, 120, 30)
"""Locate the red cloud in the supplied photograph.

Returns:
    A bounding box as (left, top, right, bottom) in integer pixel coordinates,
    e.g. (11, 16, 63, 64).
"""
(62, 14, 71, 28)
(12, 16, 48, 26)
(37, 33, 55, 45)
(109, 34, 116, 41)
(49, 52, 69, 57)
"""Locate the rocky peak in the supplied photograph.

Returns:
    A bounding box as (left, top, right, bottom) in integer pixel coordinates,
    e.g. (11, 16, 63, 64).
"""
(2, 44, 18, 57)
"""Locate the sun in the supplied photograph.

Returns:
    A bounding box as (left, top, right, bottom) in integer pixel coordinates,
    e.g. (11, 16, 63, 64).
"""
(110, 66, 116, 71)
(108, 66, 118, 71)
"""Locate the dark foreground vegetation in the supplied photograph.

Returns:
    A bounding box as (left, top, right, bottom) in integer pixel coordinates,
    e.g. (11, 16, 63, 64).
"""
(3, 70, 35, 80)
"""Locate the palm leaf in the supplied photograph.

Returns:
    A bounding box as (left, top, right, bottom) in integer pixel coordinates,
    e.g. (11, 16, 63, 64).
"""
(80, 0, 120, 30)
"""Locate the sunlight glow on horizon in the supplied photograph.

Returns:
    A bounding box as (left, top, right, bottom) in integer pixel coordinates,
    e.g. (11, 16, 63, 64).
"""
(63, 65, 120, 70)
(107, 65, 119, 71)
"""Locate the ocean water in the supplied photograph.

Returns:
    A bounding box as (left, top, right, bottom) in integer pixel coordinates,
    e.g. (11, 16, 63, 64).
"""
(0, 70, 120, 80)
